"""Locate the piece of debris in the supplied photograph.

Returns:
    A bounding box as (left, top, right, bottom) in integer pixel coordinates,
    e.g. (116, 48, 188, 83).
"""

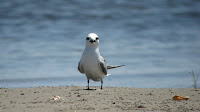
(183, 96, 189, 100)
(173, 95, 189, 100)
(50, 96, 61, 100)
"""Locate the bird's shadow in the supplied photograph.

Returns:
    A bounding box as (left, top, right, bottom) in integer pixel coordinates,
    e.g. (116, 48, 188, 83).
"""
(71, 88, 100, 91)
(83, 88, 97, 91)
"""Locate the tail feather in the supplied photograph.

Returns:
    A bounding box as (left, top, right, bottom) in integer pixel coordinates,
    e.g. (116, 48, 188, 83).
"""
(107, 65, 125, 70)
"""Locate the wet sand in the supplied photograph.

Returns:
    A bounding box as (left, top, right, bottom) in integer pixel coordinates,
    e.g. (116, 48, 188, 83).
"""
(0, 86, 200, 112)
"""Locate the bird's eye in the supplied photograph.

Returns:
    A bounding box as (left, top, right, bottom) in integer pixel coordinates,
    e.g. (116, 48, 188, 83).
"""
(86, 37, 90, 40)
(96, 37, 99, 40)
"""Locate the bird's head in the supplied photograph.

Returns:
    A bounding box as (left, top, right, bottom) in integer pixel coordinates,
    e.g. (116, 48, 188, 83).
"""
(85, 33, 99, 48)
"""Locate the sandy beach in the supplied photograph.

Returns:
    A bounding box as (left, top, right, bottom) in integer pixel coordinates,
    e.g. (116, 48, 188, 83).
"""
(0, 86, 199, 112)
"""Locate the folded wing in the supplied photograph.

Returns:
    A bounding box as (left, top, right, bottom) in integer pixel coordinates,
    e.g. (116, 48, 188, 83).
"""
(78, 62, 84, 74)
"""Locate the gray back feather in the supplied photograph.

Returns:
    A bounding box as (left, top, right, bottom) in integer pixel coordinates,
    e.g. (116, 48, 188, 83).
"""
(100, 61, 107, 75)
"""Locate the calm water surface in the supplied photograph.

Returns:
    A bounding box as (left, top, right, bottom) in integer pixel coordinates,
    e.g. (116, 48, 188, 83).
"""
(0, 0, 200, 88)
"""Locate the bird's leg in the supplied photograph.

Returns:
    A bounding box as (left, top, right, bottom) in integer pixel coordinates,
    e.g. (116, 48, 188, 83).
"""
(87, 80, 90, 90)
(101, 79, 103, 89)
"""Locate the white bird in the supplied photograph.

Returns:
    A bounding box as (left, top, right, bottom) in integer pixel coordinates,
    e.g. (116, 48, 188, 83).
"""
(78, 33, 124, 90)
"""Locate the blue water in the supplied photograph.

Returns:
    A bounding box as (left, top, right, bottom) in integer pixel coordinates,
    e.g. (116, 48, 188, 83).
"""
(0, 0, 200, 88)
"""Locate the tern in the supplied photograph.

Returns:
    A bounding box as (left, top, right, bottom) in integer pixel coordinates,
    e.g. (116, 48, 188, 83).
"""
(78, 33, 124, 90)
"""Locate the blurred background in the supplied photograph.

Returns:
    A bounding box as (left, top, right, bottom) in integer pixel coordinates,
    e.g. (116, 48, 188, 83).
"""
(0, 0, 200, 88)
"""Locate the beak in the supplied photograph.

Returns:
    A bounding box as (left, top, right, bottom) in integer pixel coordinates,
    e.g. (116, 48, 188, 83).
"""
(90, 40, 96, 44)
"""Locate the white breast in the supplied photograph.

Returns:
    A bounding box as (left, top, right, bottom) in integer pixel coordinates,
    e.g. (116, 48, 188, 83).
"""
(81, 49, 105, 81)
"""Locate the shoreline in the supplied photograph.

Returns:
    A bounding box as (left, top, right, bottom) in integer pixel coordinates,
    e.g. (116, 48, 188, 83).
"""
(0, 86, 200, 112)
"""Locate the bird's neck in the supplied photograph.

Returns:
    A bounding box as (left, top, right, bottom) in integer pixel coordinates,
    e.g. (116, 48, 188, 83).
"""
(85, 46, 100, 54)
